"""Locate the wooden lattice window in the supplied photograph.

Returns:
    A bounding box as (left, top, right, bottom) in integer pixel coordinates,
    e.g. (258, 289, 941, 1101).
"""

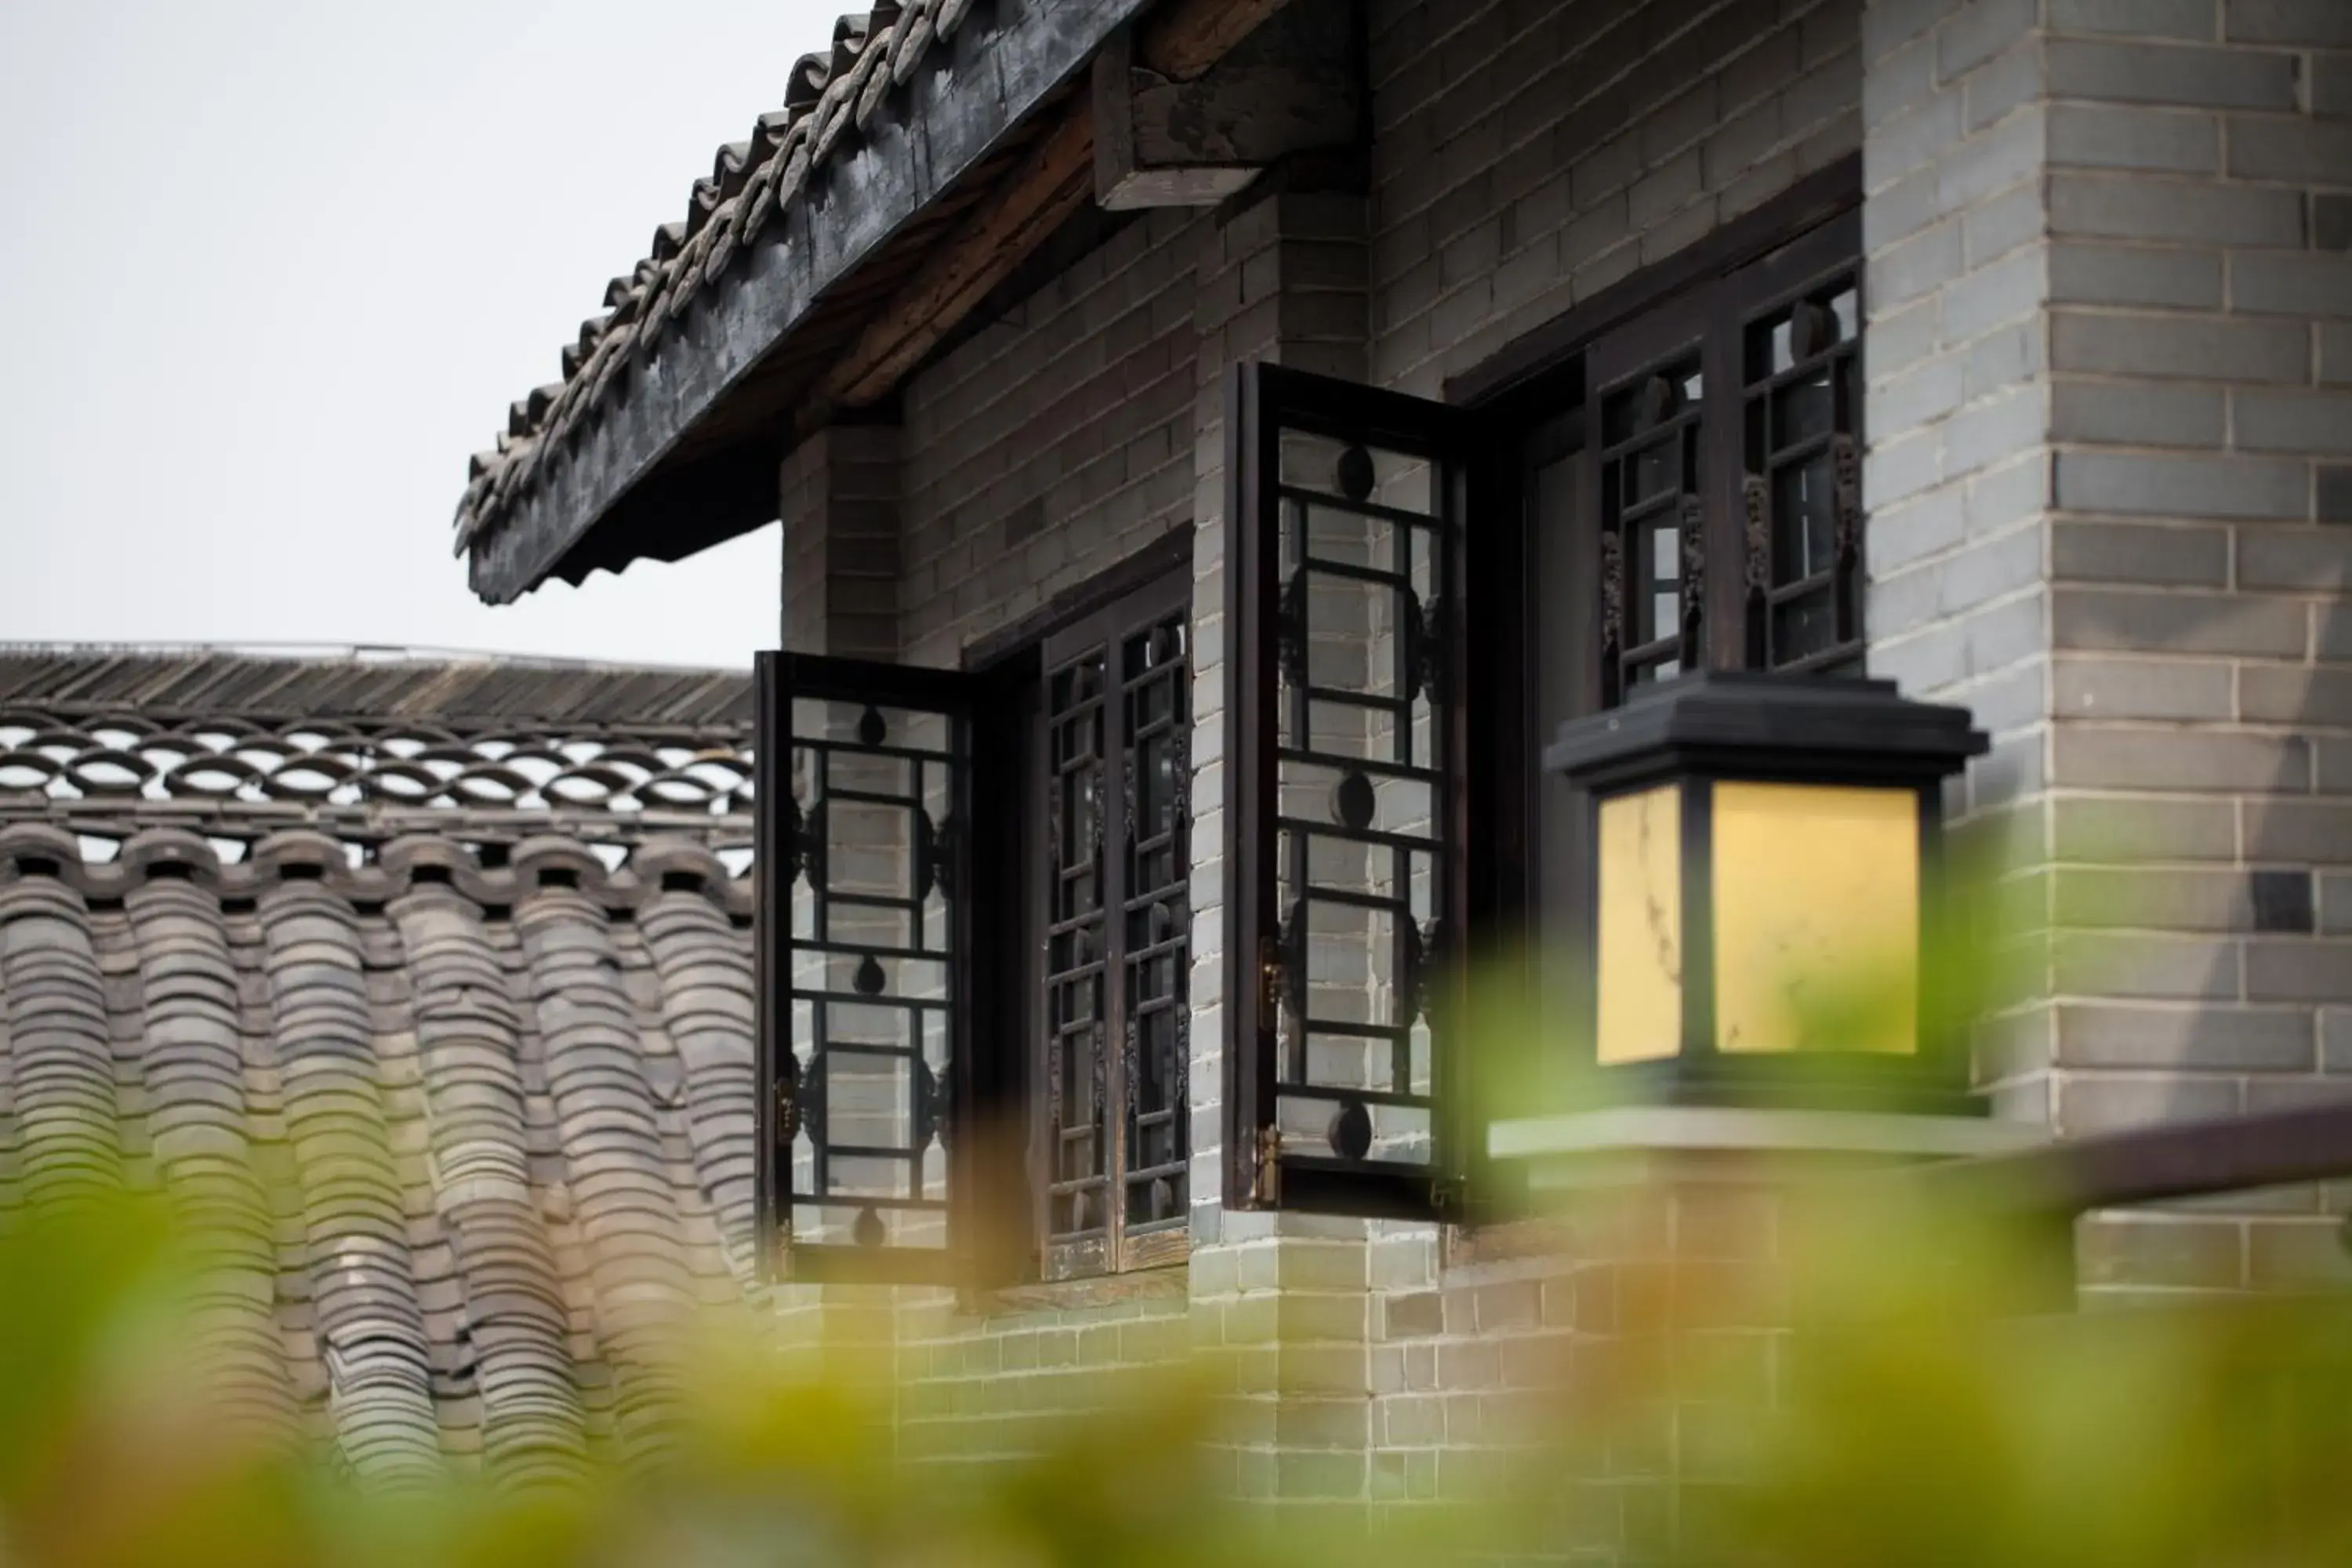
(754, 547, 1193, 1284)
(1036, 572, 1192, 1279)
(1226, 362, 1472, 1220)
(1594, 348, 1708, 706)
(1736, 242, 1864, 674)
(1586, 212, 1864, 704)
(755, 655, 986, 1283)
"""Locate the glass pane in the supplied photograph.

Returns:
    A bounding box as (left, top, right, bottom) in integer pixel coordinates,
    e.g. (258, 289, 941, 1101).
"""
(1278, 430, 1438, 517)
(781, 673, 962, 1261)
(1773, 456, 1838, 585)
(1267, 409, 1450, 1175)
(1274, 1090, 1432, 1167)
(1773, 585, 1839, 666)
(1774, 368, 1835, 448)
(1639, 521, 1680, 648)
(795, 1204, 949, 1251)
(1276, 764, 1436, 843)
(1602, 359, 1700, 446)
(1632, 437, 1679, 502)
(789, 699, 952, 757)
(1302, 503, 1398, 570)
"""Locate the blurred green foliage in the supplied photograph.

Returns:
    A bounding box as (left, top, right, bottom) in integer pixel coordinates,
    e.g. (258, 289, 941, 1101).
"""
(4, 1159, 2349, 1568)
(2, 826, 2343, 1567)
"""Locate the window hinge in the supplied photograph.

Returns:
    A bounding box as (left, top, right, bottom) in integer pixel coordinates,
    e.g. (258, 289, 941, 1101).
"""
(1250, 1123, 1283, 1207)
(768, 1225, 793, 1283)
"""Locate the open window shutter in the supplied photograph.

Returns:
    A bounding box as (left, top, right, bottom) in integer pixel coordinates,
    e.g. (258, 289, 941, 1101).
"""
(755, 651, 995, 1283)
(1225, 362, 1473, 1220)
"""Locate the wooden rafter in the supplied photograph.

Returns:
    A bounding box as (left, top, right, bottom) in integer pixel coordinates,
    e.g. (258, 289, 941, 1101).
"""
(815, 109, 1097, 414)
(806, 0, 1295, 420)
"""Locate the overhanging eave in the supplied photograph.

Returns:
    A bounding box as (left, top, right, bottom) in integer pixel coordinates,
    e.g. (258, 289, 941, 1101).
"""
(466, 0, 1154, 604)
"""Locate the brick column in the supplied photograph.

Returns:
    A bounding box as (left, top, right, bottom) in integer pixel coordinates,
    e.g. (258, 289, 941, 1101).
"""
(1862, 0, 2352, 1296)
(778, 425, 902, 658)
(1184, 185, 1399, 1517)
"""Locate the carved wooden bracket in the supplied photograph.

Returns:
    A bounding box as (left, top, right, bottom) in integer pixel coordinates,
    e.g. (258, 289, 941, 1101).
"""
(1091, 0, 1359, 211)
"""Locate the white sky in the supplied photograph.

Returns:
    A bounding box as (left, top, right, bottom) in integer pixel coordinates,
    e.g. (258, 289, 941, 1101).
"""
(1, 0, 848, 669)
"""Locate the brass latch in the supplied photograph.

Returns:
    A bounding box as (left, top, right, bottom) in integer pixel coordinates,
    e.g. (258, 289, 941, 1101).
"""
(1250, 1123, 1283, 1207)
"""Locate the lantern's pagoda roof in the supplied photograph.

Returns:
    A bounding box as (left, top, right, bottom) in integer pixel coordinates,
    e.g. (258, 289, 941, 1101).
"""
(1546, 672, 1989, 792)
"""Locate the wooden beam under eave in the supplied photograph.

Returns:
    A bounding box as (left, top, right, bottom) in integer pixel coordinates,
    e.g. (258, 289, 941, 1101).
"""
(1095, 0, 1358, 212)
(813, 110, 1096, 416)
(1139, 0, 1292, 82)
(804, 0, 1294, 424)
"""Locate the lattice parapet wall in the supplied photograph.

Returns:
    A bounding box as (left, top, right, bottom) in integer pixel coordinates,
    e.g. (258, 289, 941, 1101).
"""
(0, 823, 756, 923)
(0, 710, 756, 872)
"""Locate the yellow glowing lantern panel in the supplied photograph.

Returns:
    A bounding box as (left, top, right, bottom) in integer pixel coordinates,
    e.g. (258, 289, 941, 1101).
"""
(1595, 783, 1682, 1065)
(1711, 781, 1919, 1056)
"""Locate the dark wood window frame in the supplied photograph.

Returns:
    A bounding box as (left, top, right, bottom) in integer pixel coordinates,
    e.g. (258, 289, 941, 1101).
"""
(1585, 212, 1867, 705)
(755, 652, 1000, 1285)
(1225, 362, 1472, 1223)
(1029, 567, 1195, 1280)
(755, 530, 1197, 1287)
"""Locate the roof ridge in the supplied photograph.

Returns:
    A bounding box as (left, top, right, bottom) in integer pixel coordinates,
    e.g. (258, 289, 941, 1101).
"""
(0, 645, 756, 731)
(0, 641, 748, 677)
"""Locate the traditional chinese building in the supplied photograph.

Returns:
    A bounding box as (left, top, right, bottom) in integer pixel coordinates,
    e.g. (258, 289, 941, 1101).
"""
(452, 0, 2352, 1513)
(27, 0, 2352, 1537)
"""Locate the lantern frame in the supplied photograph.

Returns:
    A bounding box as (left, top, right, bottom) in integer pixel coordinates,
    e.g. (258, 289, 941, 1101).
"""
(1545, 672, 1989, 1116)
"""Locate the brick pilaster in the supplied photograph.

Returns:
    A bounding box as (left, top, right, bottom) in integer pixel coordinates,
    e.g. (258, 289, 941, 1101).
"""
(1862, 0, 2352, 1296)
(779, 424, 902, 659)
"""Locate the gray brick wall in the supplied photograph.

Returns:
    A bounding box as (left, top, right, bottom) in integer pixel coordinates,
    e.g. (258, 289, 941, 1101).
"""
(897, 207, 1204, 668)
(779, 426, 902, 659)
(1368, 0, 1862, 394)
(1863, 0, 2352, 1297)
(895, 1286, 1193, 1461)
(1182, 187, 1383, 1514)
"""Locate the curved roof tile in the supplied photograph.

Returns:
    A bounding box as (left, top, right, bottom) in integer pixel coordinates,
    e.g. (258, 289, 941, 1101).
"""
(0, 652, 761, 1479)
(449, 1, 985, 558)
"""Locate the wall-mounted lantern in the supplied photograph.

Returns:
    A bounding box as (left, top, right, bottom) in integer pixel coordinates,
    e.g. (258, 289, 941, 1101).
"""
(1546, 673, 1987, 1115)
